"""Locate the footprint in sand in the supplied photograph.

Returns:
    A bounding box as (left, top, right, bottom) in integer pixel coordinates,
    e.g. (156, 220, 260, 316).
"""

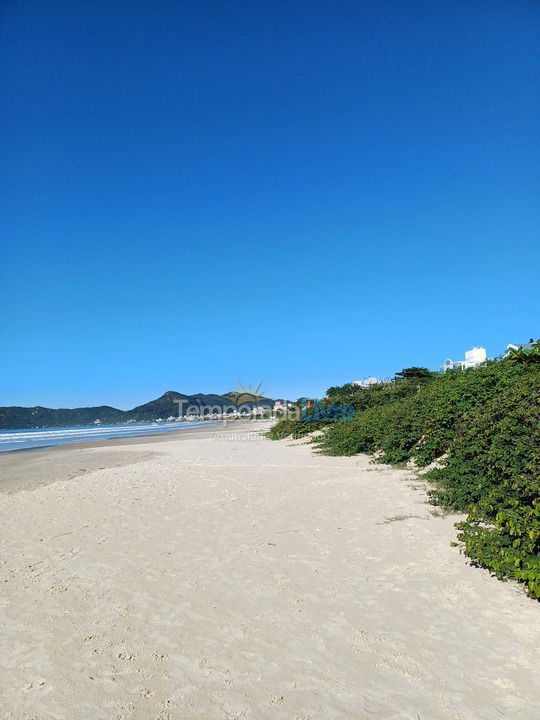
(117, 651, 137, 661)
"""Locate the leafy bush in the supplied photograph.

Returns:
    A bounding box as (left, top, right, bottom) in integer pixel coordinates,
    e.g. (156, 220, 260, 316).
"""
(266, 419, 325, 440)
(268, 351, 540, 598)
(319, 359, 538, 464)
(325, 378, 420, 412)
(427, 376, 540, 597)
(267, 378, 420, 444)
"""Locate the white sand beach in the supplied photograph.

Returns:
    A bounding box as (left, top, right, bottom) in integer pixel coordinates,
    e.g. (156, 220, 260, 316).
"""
(1, 422, 539, 720)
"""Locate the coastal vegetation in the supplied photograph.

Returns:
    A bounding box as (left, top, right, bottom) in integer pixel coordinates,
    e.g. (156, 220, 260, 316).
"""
(268, 345, 540, 599)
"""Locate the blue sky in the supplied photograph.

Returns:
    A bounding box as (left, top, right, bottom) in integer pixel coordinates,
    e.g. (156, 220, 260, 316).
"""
(2, 0, 539, 408)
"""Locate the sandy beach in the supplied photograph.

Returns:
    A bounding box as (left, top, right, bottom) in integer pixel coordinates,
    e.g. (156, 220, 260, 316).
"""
(1, 421, 539, 720)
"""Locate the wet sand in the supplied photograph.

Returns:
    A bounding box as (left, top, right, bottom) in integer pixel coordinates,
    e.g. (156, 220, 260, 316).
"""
(0, 422, 220, 494)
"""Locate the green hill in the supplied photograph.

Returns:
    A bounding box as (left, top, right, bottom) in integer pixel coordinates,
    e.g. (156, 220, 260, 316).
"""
(0, 390, 275, 430)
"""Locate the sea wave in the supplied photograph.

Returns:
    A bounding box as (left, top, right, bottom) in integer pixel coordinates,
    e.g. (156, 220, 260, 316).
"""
(0, 421, 211, 451)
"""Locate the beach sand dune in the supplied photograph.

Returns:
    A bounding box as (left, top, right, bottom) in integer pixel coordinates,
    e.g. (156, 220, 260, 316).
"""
(1, 423, 539, 719)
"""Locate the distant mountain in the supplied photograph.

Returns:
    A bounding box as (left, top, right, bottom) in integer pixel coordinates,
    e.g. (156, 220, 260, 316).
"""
(0, 390, 275, 430)
(126, 391, 191, 422)
(0, 405, 127, 430)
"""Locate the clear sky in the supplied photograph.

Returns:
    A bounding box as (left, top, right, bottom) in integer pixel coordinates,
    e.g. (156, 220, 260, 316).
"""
(2, 0, 539, 408)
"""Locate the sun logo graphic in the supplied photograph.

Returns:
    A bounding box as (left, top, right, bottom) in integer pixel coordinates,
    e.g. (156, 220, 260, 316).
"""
(225, 381, 265, 407)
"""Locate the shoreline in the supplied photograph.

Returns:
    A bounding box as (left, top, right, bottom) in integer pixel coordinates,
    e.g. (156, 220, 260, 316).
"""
(0, 419, 266, 494)
(0, 419, 225, 455)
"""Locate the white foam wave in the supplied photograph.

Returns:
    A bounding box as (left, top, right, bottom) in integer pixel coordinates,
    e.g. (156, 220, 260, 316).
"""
(0, 422, 210, 450)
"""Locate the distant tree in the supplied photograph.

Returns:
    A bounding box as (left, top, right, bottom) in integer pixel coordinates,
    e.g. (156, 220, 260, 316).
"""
(394, 367, 436, 381)
(325, 383, 357, 401)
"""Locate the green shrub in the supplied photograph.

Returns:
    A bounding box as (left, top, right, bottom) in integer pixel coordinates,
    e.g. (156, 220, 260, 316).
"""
(319, 360, 538, 465)
(266, 419, 324, 440)
(268, 352, 540, 598)
(325, 378, 421, 412)
(427, 377, 540, 598)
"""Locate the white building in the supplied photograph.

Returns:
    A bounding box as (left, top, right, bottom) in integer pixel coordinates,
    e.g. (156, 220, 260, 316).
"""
(441, 346, 488, 372)
(505, 339, 536, 356)
(353, 377, 379, 388)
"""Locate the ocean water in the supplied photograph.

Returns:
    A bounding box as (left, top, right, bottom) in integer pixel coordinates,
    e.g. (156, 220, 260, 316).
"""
(0, 421, 215, 452)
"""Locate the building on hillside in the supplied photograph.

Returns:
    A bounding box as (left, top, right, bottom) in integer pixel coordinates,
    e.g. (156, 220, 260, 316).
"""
(441, 346, 488, 372)
(505, 339, 536, 356)
(353, 377, 379, 388)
